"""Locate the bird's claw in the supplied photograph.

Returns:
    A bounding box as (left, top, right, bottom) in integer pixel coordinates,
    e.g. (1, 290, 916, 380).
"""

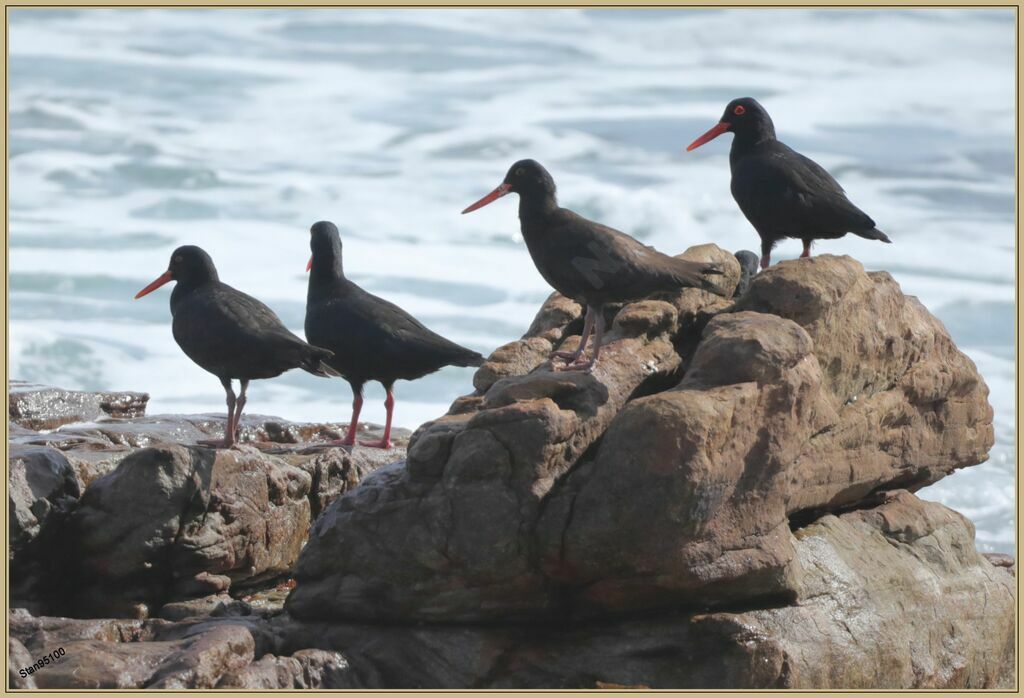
(359, 439, 394, 449)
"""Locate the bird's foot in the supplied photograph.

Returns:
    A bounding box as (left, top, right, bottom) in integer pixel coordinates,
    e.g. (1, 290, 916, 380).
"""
(359, 438, 394, 449)
(760, 254, 771, 270)
(559, 356, 596, 373)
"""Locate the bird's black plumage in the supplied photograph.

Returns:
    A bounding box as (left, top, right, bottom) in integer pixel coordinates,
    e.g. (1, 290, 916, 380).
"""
(688, 97, 891, 269)
(304, 221, 484, 448)
(462, 159, 724, 371)
(135, 245, 335, 447)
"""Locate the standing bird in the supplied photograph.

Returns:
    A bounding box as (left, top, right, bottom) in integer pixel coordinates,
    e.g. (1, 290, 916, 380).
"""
(304, 221, 484, 450)
(462, 159, 725, 372)
(135, 245, 336, 448)
(687, 97, 891, 269)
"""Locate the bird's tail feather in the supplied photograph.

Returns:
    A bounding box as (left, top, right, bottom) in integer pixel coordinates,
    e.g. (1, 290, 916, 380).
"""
(455, 351, 486, 368)
(301, 345, 340, 378)
(671, 260, 729, 298)
(854, 227, 892, 243)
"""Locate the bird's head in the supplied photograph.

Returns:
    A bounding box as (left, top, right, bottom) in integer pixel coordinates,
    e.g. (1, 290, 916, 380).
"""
(135, 245, 217, 299)
(307, 220, 344, 276)
(687, 97, 775, 151)
(462, 159, 556, 214)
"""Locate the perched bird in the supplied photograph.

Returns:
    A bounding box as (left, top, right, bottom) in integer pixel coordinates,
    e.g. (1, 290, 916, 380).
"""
(135, 245, 336, 448)
(462, 159, 724, 372)
(304, 221, 484, 449)
(687, 97, 891, 269)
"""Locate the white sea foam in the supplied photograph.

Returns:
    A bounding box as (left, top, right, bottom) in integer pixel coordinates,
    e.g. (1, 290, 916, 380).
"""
(8, 8, 1015, 551)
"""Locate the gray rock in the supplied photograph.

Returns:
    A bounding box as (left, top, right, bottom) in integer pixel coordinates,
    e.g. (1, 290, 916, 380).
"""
(9, 381, 148, 430)
(9, 445, 80, 555)
(9, 637, 37, 689)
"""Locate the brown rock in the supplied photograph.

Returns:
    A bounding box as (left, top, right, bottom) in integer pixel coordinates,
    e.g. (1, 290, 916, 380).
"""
(7, 493, 1013, 689)
(983, 552, 1015, 576)
(217, 649, 353, 688)
(277, 493, 1014, 689)
(16, 436, 396, 617)
(473, 292, 583, 393)
(288, 246, 745, 623)
(9, 613, 261, 689)
(676, 242, 743, 300)
(537, 256, 994, 616)
(705, 491, 1016, 688)
(60, 444, 310, 616)
(289, 254, 996, 624)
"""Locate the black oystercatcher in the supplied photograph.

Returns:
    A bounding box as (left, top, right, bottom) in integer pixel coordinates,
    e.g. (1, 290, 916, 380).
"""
(305, 221, 484, 449)
(687, 97, 891, 269)
(462, 159, 725, 372)
(135, 245, 336, 448)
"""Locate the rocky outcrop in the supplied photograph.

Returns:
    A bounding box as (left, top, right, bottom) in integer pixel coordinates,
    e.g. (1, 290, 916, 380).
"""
(8, 392, 407, 619)
(287, 253, 995, 623)
(62, 444, 312, 617)
(8, 490, 1014, 689)
(6, 250, 1013, 689)
(276, 491, 1014, 689)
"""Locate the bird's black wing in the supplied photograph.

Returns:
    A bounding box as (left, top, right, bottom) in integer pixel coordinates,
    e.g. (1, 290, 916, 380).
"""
(344, 286, 483, 366)
(741, 146, 876, 234)
(535, 209, 721, 299)
(174, 283, 327, 377)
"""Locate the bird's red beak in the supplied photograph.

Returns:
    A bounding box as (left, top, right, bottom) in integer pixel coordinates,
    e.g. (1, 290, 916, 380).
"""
(687, 122, 731, 152)
(306, 256, 313, 272)
(134, 270, 173, 299)
(462, 182, 511, 214)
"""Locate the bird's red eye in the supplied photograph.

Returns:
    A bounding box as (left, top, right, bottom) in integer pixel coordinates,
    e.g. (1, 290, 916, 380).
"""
(733, 105, 746, 116)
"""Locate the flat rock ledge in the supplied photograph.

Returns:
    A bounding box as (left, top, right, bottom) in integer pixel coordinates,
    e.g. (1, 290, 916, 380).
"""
(7, 249, 1014, 689)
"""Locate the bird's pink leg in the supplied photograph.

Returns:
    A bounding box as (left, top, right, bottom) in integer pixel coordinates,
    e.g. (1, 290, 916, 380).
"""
(760, 240, 772, 270)
(563, 311, 606, 373)
(360, 388, 394, 449)
(800, 240, 812, 258)
(198, 378, 237, 448)
(321, 392, 363, 446)
(230, 379, 249, 442)
(552, 306, 594, 362)
(342, 392, 363, 445)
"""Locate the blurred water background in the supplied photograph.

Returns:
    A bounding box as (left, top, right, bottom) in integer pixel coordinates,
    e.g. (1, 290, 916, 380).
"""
(8, 8, 1015, 551)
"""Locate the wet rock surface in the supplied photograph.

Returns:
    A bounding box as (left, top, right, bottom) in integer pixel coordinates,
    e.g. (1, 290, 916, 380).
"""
(8, 390, 406, 620)
(9, 381, 149, 430)
(7, 250, 1015, 688)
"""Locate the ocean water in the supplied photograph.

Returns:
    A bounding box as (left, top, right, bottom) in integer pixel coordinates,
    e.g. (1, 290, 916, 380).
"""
(8, 8, 1015, 552)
